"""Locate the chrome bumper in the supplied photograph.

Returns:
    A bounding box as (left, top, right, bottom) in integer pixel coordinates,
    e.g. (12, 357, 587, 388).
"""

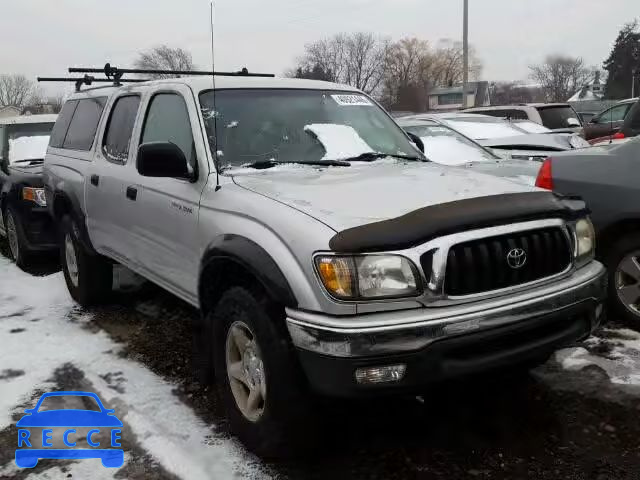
(286, 261, 606, 358)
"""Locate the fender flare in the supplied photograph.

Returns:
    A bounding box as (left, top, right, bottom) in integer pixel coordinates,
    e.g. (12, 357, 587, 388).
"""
(51, 188, 98, 255)
(199, 234, 298, 310)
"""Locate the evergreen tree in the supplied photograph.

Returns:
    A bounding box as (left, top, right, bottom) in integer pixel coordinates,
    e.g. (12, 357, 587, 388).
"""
(603, 20, 640, 99)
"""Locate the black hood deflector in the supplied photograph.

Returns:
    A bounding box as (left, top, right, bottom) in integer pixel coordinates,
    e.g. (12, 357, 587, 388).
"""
(328, 192, 587, 253)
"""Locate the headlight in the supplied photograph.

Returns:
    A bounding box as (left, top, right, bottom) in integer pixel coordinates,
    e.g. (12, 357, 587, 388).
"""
(575, 218, 595, 264)
(315, 255, 420, 300)
(22, 187, 47, 207)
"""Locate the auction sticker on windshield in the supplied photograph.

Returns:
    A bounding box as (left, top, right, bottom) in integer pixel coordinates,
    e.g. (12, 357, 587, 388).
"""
(331, 94, 372, 106)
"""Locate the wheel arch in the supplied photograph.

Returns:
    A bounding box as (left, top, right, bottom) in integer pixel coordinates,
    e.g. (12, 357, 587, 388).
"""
(198, 235, 298, 315)
(51, 189, 98, 255)
(597, 217, 640, 257)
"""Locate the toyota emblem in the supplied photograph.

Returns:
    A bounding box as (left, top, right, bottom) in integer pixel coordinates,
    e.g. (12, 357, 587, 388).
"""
(507, 248, 527, 269)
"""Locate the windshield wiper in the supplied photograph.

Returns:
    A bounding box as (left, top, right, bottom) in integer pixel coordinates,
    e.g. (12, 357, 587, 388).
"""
(239, 159, 351, 170)
(337, 152, 426, 162)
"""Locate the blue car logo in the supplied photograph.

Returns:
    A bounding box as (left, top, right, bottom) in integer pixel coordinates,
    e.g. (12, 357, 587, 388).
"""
(15, 391, 124, 468)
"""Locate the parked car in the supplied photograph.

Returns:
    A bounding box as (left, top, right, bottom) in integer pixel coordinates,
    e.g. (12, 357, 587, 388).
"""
(578, 112, 597, 124)
(397, 117, 539, 185)
(406, 113, 589, 161)
(534, 137, 640, 328)
(0, 114, 57, 268)
(583, 98, 638, 141)
(45, 74, 605, 457)
(464, 103, 583, 133)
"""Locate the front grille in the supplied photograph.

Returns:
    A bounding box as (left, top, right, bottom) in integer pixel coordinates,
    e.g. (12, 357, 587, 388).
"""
(444, 227, 572, 296)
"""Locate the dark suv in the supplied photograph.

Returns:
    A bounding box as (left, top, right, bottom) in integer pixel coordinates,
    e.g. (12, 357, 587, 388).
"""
(0, 114, 58, 268)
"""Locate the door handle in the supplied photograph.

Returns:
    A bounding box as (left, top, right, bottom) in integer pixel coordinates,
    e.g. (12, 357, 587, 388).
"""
(126, 186, 138, 201)
(90, 174, 99, 186)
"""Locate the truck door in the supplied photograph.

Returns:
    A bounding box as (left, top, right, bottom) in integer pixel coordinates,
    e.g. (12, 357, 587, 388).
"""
(129, 85, 209, 303)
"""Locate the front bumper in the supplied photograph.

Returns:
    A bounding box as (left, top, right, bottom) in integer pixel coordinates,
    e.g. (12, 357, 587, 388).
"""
(287, 261, 606, 396)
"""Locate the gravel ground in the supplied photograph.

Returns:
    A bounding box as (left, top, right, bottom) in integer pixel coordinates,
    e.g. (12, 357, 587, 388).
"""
(2, 245, 640, 480)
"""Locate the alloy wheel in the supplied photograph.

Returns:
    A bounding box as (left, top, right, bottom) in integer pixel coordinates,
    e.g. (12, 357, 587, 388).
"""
(225, 321, 267, 422)
(64, 233, 80, 288)
(6, 212, 20, 263)
(615, 252, 640, 317)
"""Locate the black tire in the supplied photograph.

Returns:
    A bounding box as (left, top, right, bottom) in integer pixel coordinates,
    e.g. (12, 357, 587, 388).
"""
(604, 233, 640, 329)
(59, 215, 113, 306)
(209, 286, 314, 458)
(4, 205, 33, 270)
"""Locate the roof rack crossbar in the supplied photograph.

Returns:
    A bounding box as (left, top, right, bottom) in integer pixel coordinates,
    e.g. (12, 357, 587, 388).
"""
(38, 75, 150, 92)
(68, 63, 275, 78)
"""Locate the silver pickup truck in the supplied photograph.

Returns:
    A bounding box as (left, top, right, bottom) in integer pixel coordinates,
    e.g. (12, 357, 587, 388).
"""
(44, 74, 606, 457)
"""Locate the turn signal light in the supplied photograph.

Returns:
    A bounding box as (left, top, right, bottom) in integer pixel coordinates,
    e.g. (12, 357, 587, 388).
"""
(535, 158, 553, 190)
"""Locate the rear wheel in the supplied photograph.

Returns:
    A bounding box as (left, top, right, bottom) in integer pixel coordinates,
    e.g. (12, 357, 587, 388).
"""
(5, 206, 32, 270)
(60, 215, 113, 306)
(605, 233, 640, 329)
(210, 286, 314, 458)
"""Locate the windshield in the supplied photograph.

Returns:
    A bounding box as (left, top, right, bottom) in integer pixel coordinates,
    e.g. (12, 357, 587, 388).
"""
(443, 117, 528, 140)
(199, 89, 421, 169)
(401, 121, 496, 165)
(537, 106, 581, 129)
(6, 122, 54, 164)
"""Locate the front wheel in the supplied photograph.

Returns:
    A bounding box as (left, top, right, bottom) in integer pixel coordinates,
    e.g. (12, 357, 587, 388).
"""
(5, 206, 32, 269)
(605, 233, 640, 330)
(60, 215, 113, 306)
(210, 286, 314, 458)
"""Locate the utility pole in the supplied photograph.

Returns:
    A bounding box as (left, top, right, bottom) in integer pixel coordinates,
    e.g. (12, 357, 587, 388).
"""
(462, 0, 469, 108)
(633, 69, 637, 98)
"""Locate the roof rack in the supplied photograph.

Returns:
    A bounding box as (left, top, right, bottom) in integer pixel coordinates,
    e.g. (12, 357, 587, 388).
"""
(38, 74, 150, 92)
(69, 63, 275, 80)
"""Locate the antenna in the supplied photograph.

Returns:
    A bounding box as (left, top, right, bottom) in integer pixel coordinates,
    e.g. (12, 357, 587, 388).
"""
(210, 0, 221, 192)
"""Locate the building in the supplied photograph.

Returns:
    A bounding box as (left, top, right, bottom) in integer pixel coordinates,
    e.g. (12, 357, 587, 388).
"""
(428, 81, 490, 111)
(0, 106, 21, 118)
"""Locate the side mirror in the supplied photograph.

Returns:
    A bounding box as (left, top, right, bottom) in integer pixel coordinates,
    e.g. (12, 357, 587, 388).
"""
(567, 117, 581, 128)
(406, 132, 425, 153)
(137, 142, 190, 179)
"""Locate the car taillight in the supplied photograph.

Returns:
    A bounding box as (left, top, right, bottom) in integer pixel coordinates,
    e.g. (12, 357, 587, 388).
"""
(612, 132, 625, 140)
(535, 158, 553, 190)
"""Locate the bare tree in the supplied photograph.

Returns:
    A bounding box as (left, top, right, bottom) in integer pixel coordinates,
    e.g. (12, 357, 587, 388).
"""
(48, 93, 66, 114)
(292, 33, 388, 94)
(343, 33, 389, 94)
(0, 74, 36, 108)
(381, 37, 432, 110)
(529, 55, 596, 102)
(134, 45, 195, 78)
(431, 39, 483, 87)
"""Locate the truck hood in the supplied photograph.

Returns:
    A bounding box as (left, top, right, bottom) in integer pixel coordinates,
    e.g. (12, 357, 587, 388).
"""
(230, 160, 538, 231)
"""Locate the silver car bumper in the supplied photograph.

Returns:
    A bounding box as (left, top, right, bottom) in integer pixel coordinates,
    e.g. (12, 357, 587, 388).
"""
(286, 261, 606, 358)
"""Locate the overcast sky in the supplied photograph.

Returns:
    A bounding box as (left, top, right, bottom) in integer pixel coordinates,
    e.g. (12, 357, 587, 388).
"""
(1, 0, 636, 95)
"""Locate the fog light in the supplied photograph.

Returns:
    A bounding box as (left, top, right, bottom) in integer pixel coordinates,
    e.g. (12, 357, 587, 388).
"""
(355, 365, 406, 384)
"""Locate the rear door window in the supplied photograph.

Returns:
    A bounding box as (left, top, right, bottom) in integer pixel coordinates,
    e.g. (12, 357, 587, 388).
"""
(536, 106, 580, 129)
(63, 97, 107, 151)
(102, 95, 141, 163)
(49, 100, 78, 148)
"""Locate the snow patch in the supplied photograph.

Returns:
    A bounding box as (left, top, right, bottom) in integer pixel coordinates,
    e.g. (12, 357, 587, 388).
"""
(304, 123, 373, 160)
(447, 121, 525, 140)
(8, 135, 50, 163)
(0, 256, 268, 479)
(420, 136, 491, 165)
(557, 328, 640, 386)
